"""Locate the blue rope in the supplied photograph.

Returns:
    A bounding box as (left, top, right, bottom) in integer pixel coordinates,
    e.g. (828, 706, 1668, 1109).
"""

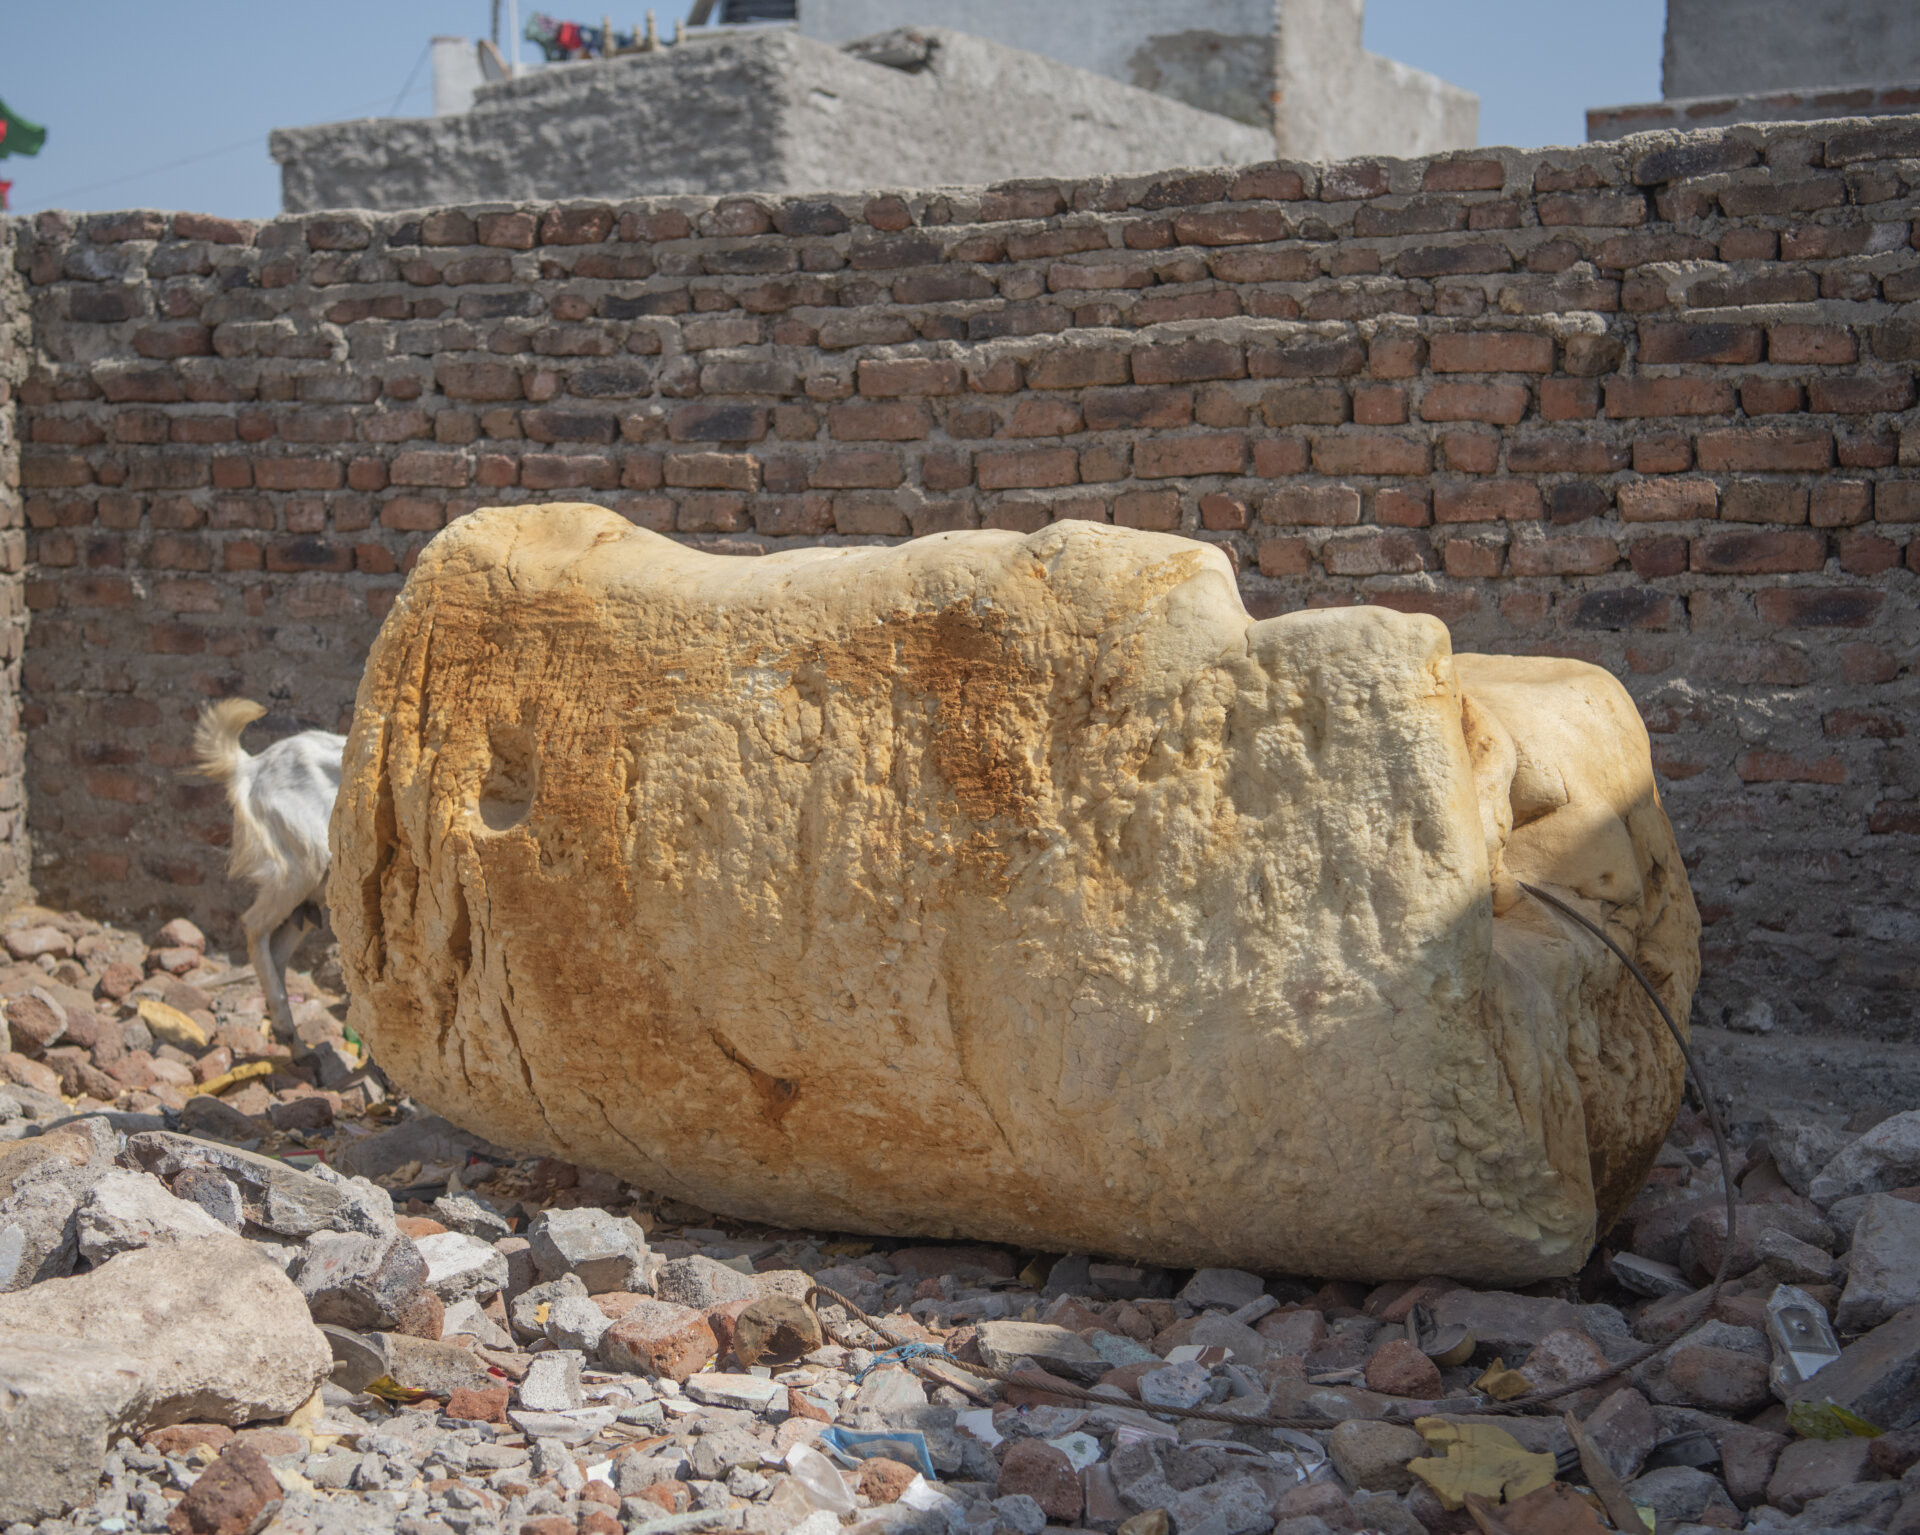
(853, 1341, 956, 1382)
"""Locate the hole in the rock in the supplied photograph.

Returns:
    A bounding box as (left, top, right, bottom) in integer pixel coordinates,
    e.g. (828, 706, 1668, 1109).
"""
(478, 722, 537, 831)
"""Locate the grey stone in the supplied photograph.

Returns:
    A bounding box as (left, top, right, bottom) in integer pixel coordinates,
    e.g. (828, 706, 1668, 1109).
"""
(687, 1427, 768, 1480)
(684, 1373, 784, 1413)
(169, 1165, 244, 1230)
(526, 1207, 649, 1294)
(432, 1193, 512, 1242)
(308, 1162, 398, 1235)
(0, 1165, 102, 1291)
(441, 1296, 512, 1348)
(1787, 1305, 1920, 1432)
(1758, 1226, 1841, 1286)
(1186, 1313, 1272, 1365)
(1583, 1387, 1658, 1481)
(375, 1333, 497, 1396)
(975, 1320, 1107, 1382)
(0, 1235, 331, 1523)
(1327, 1419, 1424, 1492)
(511, 1273, 589, 1342)
(72, 1169, 230, 1263)
(331, 1113, 494, 1183)
(1812, 1112, 1920, 1207)
(544, 1292, 613, 1353)
(1430, 1288, 1584, 1359)
(124, 1132, 374, 1239)
(1165, 1474, 1274, 1535)
(811, 1263, 885, 1314)
(1626, 1466, 1732, 1525)
(851, 1366, 927, 1419)
(1771, 1116, 1856, 1197)
(295, 1230, 429, 1331)
(1839, 1197, 1920, 1333)
(1179, 1268, 1266, 1311)
(518, 1351, 585, 1412)
(1612, 1253, 1695, 1297)
(991, 1494, 1046, 1535)
(655, 1254, 759, 1309)
(1140, 1361, 1212, 1409)
(1088, 1330, 1159, 1367)
(414, 1230, 510, 1302)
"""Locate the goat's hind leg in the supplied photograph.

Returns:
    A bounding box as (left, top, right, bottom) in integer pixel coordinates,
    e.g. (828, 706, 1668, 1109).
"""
(244, 893, 308, 1039)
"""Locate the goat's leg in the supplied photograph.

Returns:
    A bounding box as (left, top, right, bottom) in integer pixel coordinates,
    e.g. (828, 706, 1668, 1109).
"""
(269, 908, 313, 994)
(246, 921, 299, 1039)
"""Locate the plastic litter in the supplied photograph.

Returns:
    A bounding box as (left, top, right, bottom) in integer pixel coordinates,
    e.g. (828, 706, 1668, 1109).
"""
(1768, 1283, 1844, 1398)
(1406, 1417, 1557, 1512)
(955, 1408, 1003, 1446)
(784, 1441, 857, 1516)
(816, 1425, 939, 1480)
(1046, 1432, 1101, 1471)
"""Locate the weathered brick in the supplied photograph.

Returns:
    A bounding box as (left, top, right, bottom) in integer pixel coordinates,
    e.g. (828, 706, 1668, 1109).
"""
(389, 450, 471, 488)
(1321, 529, 1432, 574)
(1695, 428, 1833, 473)
(828, 400, 931, 442)
(1256, 536, 1311, 575)
(668, 403, 768, 443)
(1755, 588, 1885, 627)
(1132, 341, 1245, 386)
(976, 447, 1078, 490)
(1081, 388, 1191, 432)
(1629, 534, 1688, 578)
(1429, 332, 1554, 373)
(1262, 486, 1360, 526)
(1691, 529, 1826, 573)
(1171, 207, 1290, 246)
(253, 458, 343, 491)
(1395, 244, 1511, 278)
(1134, 435, 1244, 479)
(1112, 490, 1180, 530)
(1027, 346, 1130, 390)
(1261, 386, 1348, 427)
(858, 359, 962, 397)
(1722, 481, 1808, 525)
(1422, 158, 1505, 192)
(1570, 589, 1677, 630)
(1506, 438, 1629, 474)
(1639, 322, 1763, 365)
(1311, 435, 1428, 477)
(1420, 381, 1529, 424)
(1808, 375, 1916, 415)
(1604, 377, 1736, 418)
(1248, 335, 1367, 379)
(1618, 479, 1717, 521)
(1434, 481, 1542, 523)
(810, 451, 904, 489)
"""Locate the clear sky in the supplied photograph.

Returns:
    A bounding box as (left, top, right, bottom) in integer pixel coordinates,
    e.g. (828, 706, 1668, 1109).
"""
(2, 2, 1666, 219)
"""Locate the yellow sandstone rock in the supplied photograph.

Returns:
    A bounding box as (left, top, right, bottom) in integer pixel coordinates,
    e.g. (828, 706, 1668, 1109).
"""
(331, 504, 1697, 1281)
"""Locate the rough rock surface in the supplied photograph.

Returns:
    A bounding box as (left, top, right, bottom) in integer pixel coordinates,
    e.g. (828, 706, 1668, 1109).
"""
(0, 1236, 331, 1522)
(335, 506, 1697, 1282)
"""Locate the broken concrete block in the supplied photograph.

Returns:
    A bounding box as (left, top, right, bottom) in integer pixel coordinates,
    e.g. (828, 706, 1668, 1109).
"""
(1811, 1111, 1920, 1207)
(653, 1254, 758, 1310)
(414, 1230, 510, 1302)
(73, 1169, 231, 1263)
(1837, 1196, 1920, 1333)
(526, 1207, 650, 1294)
(0, 1236, 330, 1523)
(293, 1230, 428, 1331)
(518, 1350, 585, 1412)
(1328, 1420, 1426, 1492)
(334, 507, 1699, 1281)
(125, 1132, 375, 1239)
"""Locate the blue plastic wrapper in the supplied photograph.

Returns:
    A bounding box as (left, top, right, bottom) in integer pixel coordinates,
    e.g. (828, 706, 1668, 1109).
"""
(816, 1426, 938, 1480)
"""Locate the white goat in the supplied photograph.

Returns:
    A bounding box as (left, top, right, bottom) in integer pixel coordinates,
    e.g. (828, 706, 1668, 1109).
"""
(192, 699, 346, 1035)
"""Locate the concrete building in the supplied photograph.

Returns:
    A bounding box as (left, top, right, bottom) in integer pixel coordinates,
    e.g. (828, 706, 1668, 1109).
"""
(795, 0, 1475, 160)
(272, 27, 1273, 212)
(275, 0, 1475, 213)
(1589, 0, 1920, 138)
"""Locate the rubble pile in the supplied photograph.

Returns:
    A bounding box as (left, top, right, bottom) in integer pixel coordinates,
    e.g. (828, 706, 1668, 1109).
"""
(4, 903, 1920, 1535)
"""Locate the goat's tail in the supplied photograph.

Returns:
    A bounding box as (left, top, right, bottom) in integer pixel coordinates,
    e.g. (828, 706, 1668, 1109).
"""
(192, 698, 267, 786)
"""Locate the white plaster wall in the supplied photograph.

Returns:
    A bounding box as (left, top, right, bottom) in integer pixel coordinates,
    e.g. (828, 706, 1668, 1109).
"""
(1664, 0, 1920, 98)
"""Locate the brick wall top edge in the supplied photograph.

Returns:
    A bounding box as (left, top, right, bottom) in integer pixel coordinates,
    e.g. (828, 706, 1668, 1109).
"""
(10, 112, 1918, 254)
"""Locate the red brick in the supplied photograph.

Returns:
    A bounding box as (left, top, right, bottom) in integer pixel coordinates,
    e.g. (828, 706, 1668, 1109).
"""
(1200, 493, 1248, 530)
(1434, 480, 1542, 523)
(1251, 437, 1309, 477)
(1263, 486, 1360, 526)
(1321, 163, 1389, 200)
(1374, 487, 1431, 526)
(665, 452, 757, 490)
(1843, 644, 1899, 683)
(1639, 322, 1764, 365)
(1082, 388, 1192, 431)
(1632, 435, 1693, 474)
(1690, 529, 1826, 573)
(1736, 750, 1844, 785)
(1133, 435, 1244, 479)
(1569, 589, 1677, 630)
(1000, 398, 1083, 437)
(1024, 348, 1129, 390)
(1825, 708, 1906, 739)
(1231, 165, 1307, 201)
(1604, 378, 1736, 418)
(828, 400, 931, 441)
(1368, 334, 1426, 378)
(676, 494, 750, 533)
(1132, 340, 1245, 385)
(265, 536, 352, 572)
(833, 496, 911, 536)
(1811, 481, 1873, 527)
(1755, 588, 1885, 627)
(1837, 531, 1900, 575)
(1429, 333, 1555, 373)
(1172, 207, 1290, 246)
(1113, 490, 1180, 530)
(436, 361, 522, 401)
(1311, 435, 1428, 476)
(1443, 538, 1505, 577)
(1540, 379, 1600, 420)
(1321, 530, 1432, 574)
(858, 359, 962, 397)
(253, 458, 343, 491)
(810, 450, 903, 489)
(1442, 432, 1499, 473)
(389, 449, 471, 488)
(1352, 385, 1406, 424)
(977, 447, 1077, 490)
(1509, 534, 1619, 576)
(1262, 386, 1348, 427)
(1877, 482, 1920, 523)
(1770, 325, 1857, 365)
(1720, 481, 1807, 525)
(520, 453, 617, 490)
(1870, 803, 1920, 834)
(1616, 479, 1716, 521)
(1808, 374, 1916, 414)
(1740, 377, 1805, 416)
(1423, 159, 1505, 192)
(1629, 535, 1689, 578)
(380, 497, 445, 530)
(1420, 382, 1529, 424)
(1257, 537, 1310, 575)
(1695, 428, 1833, 472)
(1506, 438, 1629, 474)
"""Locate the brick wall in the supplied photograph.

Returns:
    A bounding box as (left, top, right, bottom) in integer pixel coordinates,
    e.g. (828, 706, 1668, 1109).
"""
(0, 238, 31, 906)
(5, 115, 1919, 1043)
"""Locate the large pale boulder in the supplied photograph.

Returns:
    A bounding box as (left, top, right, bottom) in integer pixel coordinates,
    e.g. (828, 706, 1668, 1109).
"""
(332, 504, 1697, 1282)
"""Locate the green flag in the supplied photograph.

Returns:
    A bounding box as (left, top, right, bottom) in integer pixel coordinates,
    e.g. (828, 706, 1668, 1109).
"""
(0, 98, 46, 159)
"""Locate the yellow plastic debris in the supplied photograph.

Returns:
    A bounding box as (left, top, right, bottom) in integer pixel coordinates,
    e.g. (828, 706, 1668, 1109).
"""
(195, 1059, 273, 1098)
(1788, 1400, 1883, 1440)
(1408, 1417, 1558, 1512)
(363, 1375, 432, 1404)
(137, 997, 208, 1050)
(535, 1302, 551, 1326)
(1473, 1357, 1534, 1401)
